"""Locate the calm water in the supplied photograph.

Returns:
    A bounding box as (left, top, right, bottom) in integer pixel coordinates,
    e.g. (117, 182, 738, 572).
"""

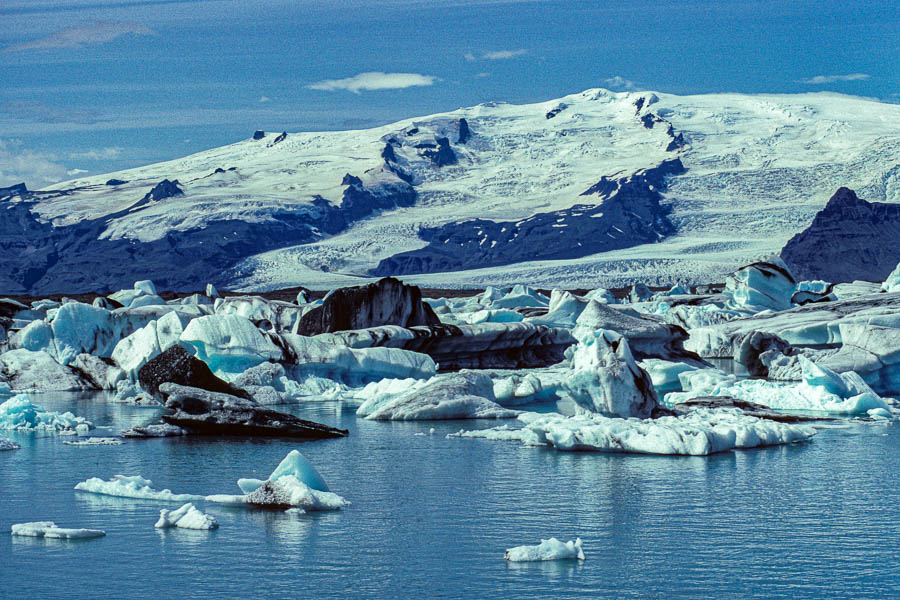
(1, 393, 899, 599)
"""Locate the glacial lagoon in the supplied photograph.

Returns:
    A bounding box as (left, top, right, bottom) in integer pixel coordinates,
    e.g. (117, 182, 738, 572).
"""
(3, 392, 899, 599)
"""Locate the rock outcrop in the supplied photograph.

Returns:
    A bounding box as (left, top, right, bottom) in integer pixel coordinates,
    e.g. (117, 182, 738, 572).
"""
(782, 187, 900, 282)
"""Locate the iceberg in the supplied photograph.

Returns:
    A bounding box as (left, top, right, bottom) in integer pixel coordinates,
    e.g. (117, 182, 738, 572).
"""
(355, 371, 519, 421)
(723, 258, 796, 313)
(11, 522, 105, 540)
(74, 475, 205, 502)
(0, 349, 90, 391)
(63, 437, 123, 446)
(452, 408, 816, 456)
(208, 450, 348, 510)
(0, 437, 20, 450)
(882, 262, 900, 293)
(664, 358, 891, 416)
(505, 538, 585, 562)
(564, 330, 658, 419)
(0, 394, 92, 433)
(180, 314, 282, 373)
(155, 503, 218, 530)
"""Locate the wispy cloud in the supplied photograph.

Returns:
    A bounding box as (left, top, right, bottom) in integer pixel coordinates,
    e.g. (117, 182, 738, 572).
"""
(258, 96, 271, 103)
(0, 139, 68, 189)
(1, 99, 104, 124)
(69, 147, 121, 160)
(466, 49, 527, 61)
(4, 21, 154, 52)
(66, 168, 89, 176)
(307, 72, 437, 94)
(475, 72, 491, 78)
(800, 73, 870, 85)
(603, 75, 639, 91)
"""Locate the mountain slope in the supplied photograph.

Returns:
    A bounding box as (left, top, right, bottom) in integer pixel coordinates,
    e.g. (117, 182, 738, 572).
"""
(3, 88, 899, 293)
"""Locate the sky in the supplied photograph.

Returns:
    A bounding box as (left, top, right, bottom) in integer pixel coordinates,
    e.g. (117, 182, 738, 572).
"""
(0, 0, 897, 188)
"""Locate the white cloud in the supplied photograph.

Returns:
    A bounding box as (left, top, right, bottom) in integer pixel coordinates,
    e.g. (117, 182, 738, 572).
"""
(4, 22, 154, 52)
(475, 72, 491, 78)
(66, 168, 89, 176)
(0, 139, 68, 189)
(258, 96, 271, 103)
(603, 76, 639, 91)
(800, 73, 870, 85)
(68, 147, 121, 160)
(482, 49, 527, 60)
(464, 52, 477, 62)
(307, 72, 437, 94)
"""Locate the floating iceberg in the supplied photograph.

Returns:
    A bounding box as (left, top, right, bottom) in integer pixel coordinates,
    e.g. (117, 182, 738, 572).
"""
(451, 408, 815, 456)
(505, 538, 585, 562)
(564, 330, 658, 419)
(724, 258, 796, 313)
(74, 475, 204, 502)
(0, 394, 92, 433)
(355, 371, 519, 421)
(664, 358, 891, 416)
(207, 450, 348, 510)
(0, 437, 20, 450)
(0, 349, 89, 392)
(63, 437, 123, 446)
(11, 522, 105, 540)
(180, 314, 282, 373)
(155, 503, 218, 530)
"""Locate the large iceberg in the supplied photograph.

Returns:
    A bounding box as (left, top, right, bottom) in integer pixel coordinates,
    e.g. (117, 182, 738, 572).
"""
(155, 503, 218, 530)
(0, 349, 90, 391)
(11, 522, 105, 540)
(505, 538, 585, 562)
(355, 371, 519, 421)
(180, 314, 282, 373)
(564, 330, 658, 419)
(451, 408, 816, 456)
(664, 358, 892, 416)
(723, 258, 796, 313)
(0, 394, 92, 433)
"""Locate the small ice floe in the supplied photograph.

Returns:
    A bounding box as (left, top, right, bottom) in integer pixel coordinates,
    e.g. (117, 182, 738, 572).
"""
(155, 503, 218, 530)
(0, 437, 20, 450)
(63, 437, 123, 446)
(120, 423, 186, 438)
(505, 538, 585, 562)
(0, 394, 92, 434)
(284, 508, 306, 516)
(866, 408, 893, 420)
(11, 521, 105, 540)
(74, 475, 204, 502)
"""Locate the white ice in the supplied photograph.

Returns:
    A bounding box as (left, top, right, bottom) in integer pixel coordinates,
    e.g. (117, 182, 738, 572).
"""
(11, 521, 105, 539)
(505, 538, 585, 562)
(0, 394, 93, 433)
(451, 408, 816, 455)
(74, 475, 205, 502)
(63, 437, 123, 446)
(155, 503, 219, 530)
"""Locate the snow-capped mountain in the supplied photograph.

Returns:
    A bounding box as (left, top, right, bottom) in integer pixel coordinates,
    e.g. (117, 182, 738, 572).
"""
(2, 88, 898, 294)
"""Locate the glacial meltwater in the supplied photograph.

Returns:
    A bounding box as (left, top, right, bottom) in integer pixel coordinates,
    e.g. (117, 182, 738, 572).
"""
(2, 392, 899, 598)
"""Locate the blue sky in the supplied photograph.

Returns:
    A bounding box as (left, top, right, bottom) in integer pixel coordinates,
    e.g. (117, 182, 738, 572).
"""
(0, 0, 897, 188)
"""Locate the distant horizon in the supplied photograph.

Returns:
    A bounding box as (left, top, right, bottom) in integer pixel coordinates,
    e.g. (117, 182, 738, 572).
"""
(1, 0, 897, 188)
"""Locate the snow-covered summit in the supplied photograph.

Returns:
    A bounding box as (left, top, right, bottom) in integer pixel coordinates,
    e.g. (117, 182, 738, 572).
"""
(2, 88, 898, 293)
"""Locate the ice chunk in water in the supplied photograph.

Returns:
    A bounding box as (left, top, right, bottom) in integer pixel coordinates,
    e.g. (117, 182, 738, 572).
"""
(155, 503, 218, 530)
(11, 521, 105, 539)
(505, 538, 585, 562)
